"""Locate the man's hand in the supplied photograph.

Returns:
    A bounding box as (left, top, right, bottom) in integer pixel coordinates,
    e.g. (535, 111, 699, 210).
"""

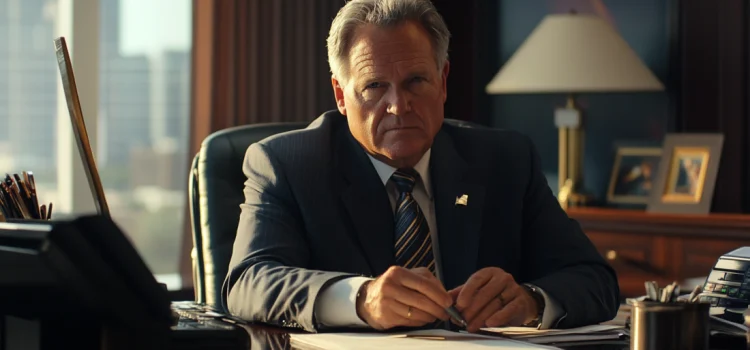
(356, 266, 452, 330)
(451, 267, 539, 332)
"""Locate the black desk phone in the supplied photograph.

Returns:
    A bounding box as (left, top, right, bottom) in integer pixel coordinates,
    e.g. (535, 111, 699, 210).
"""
(699, 247, 750, 324)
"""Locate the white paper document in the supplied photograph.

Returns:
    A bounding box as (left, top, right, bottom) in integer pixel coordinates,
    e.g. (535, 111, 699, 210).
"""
(709, 315, 749, 337)
(482, 324, 622, 336)
(290, 329, 560, 350)
(479, 324, 626, 344)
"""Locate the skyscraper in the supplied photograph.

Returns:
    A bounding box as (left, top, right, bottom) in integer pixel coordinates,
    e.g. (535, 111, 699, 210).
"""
(99, 55, 152, 171)
(99, 0, 152, 176)
(0, 0, 58, 173)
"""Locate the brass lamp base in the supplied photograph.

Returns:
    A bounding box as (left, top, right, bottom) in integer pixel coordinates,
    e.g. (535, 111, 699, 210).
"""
(555, 94, 594, 210)
(558, 179, 594, 210)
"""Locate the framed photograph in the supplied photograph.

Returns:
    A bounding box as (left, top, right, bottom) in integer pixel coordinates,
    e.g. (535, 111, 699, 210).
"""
(607, 147, 662, 205)
(647, 133, 724, 214)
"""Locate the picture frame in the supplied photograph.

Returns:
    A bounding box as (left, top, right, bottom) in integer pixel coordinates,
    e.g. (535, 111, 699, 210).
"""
(647, 133, 724, 214)
(607, 146, 662, 205)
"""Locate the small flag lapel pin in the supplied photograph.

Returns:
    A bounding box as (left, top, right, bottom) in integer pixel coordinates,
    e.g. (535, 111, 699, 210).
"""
(455, 194, 468, 206)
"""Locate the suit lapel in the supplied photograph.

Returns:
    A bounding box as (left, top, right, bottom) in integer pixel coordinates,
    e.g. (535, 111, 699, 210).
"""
(430, 130, 486, 289)
(335, 128, 395, 276)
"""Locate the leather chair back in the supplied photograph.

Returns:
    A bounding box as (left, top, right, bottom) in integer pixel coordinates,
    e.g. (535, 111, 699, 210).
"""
(189, 122, 308, 307)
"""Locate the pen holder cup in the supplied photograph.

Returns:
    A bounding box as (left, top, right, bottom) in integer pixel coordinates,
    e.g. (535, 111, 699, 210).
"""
(631, 301, 710, 350)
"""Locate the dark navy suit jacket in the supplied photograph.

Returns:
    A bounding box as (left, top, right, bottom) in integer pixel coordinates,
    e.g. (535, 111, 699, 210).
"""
(222, 110, 619, 332)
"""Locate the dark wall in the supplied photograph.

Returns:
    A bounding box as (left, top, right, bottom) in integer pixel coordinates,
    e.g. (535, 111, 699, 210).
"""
(432, 0, 498, 126)
(489, 0, 673, 199)
(673, 0, 750, 213)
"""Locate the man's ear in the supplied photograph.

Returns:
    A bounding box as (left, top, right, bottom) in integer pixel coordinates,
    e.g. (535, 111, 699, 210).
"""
(440, 61, 450, 103)
(331, 76, 347, 116)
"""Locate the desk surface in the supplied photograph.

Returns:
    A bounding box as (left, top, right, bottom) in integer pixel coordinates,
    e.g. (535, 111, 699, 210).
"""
(232, 304, 743, 350)
(238, 304, 633, 349)
(237, 323, 630, 350)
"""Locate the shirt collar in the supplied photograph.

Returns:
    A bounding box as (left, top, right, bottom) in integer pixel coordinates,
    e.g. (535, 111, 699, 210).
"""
(366, 149, 433, 199)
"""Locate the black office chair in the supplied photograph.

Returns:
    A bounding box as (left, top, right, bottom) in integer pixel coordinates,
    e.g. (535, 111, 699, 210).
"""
(189, 121, 309, 308)
(188, 113, 479, 309)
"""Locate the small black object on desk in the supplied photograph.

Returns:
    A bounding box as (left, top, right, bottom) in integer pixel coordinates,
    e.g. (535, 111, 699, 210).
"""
(0, 215, 248, 350)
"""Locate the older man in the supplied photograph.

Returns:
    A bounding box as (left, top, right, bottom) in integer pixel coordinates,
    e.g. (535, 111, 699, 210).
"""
(222, 0, 619, 333)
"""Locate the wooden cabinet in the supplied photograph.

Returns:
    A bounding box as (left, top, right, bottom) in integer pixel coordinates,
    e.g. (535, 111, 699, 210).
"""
(567, 208, 750, 298)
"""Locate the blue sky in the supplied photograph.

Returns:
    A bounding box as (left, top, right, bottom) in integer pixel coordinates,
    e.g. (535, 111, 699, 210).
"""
(119, 0, 192, 56)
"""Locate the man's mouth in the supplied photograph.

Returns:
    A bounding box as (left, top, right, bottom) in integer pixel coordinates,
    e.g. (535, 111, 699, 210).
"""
(387, 126, 420, 131)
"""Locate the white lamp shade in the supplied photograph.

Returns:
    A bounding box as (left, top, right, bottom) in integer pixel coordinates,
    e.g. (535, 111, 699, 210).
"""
(486, 14, 664, 94)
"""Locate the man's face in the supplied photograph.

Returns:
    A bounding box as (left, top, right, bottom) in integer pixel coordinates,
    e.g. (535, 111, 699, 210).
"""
(332, 21, 449, 168)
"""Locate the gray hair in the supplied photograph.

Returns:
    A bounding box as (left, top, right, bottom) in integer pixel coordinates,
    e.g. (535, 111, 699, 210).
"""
(326, 0, 451, 81)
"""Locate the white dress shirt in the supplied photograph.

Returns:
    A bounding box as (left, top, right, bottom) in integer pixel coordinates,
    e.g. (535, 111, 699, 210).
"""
(313, 149, 565, 328)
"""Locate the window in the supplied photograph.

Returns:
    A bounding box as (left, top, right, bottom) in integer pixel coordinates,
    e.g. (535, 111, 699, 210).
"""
(0, 0, 61, 207)
(99, 0, 192, 288)
(0, 0, 192, 289)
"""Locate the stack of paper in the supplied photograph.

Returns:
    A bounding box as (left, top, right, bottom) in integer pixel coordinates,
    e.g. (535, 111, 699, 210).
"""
(710, 315, 748, 337)
(602, 303, 631, 326)
(480, 324, 627, 344)
(290, 329, 561, 349)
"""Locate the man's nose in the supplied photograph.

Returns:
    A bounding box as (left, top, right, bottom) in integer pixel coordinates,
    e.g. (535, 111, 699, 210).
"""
(385, 87, 412, 116)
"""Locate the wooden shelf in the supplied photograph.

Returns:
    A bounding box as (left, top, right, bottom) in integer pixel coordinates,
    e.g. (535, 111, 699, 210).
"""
(564, 207, 750, 297)
(567, 207, 750, 239)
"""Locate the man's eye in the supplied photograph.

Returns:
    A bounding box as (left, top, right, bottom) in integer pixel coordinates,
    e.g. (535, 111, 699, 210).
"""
(410, 76, 426, 83)
(365, 82, 382, 89)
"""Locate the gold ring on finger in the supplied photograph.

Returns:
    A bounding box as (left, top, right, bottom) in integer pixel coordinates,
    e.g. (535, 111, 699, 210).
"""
(407, 306, 413, 318)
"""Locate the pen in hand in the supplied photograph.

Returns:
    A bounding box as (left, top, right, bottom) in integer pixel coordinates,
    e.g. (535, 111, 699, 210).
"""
(445, 305, 468, 328)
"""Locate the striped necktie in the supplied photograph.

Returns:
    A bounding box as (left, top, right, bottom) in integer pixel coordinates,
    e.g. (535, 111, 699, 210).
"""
(392, 169, 435, 273)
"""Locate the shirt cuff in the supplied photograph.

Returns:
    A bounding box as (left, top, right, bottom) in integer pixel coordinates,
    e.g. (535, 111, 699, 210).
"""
(530, 285, 567, 329)
(314, 276, 373, 328)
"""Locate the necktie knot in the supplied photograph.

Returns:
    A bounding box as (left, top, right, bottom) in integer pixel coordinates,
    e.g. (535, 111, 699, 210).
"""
(391, 168, 418, 193)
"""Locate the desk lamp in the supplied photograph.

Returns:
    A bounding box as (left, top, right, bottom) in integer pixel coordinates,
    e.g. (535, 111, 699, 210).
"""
(485, 12, 664, 208)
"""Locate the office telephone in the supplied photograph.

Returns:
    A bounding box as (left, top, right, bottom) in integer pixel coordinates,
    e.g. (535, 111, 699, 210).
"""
(699, 246, 750, 324)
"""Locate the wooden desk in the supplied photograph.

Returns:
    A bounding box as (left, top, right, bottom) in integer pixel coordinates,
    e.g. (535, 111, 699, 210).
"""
(238, 304, 632, 349)
(567, 207, 750, 298)
(13, 308, 743, 350)
(236, 306, 746, 350)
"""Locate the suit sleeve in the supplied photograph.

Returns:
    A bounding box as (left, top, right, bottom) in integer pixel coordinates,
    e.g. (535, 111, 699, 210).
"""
(520, 137, 620, 328)
(221, 142, 355, 332)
